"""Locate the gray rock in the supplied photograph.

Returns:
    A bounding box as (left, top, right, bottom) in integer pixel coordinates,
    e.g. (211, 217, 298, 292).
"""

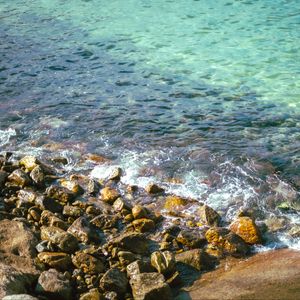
(2, 294, 38, 300)
(35, 268, 72, 300)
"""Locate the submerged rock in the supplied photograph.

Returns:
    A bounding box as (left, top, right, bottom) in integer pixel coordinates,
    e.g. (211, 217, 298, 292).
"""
(129, 272, 172, 300)
(229, 216, 261, 244)
(197, 204, 221, 226)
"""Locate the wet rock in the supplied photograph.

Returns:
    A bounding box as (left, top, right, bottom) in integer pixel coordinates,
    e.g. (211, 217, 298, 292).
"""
(36, 240, 56, 253)
(63, 205, 83, 218)
(40, 210, 68, 230)
(38, 252, 72, 271)
(109, 233, 151, 255)
(19, 156, 40, 172)
(28, 206, 41, 222)
(36, 268, 72, 300)
(177, 229, 206, 248)
(17, 189, 37, 205)
(40, 226, 78, 253)
(126, 259, 155, 277)
(99, 268, 128, 297)
(52, 157, 68, 165)
(91, 214, 118, 230)
(117, 251, 137, 266)
(150, 251, 176, 276)
(80, 288, 103, 300)
(129, 272, 172, 300)
(46, 185, 75, 203)
(87, 179, 101, 195)
(229, 216, 261, 244)
(0, 263, 38, 299)
(35, 196, 63, 213)
(2, 295, 39, 300)
(8, 169, 31, 187)
(205, 227, 249, 257)
(164, 195, 187, 211)
(289, 225, 300, 238)
(132, 205, 149, 219)
(30, 166, 45, 187)
(0, 170, 8, 188)
(100, 187, 120, 204)
(145, 183, 164, 194)
(197, 204, 221, 226)
(72, 251, 106, 275)
(67, 216, 101, 243)
(175, 249, 214, 271)
(60, 179, 84, 195)
(85, 153, 110, 164)
(113, 197, 132, 212)
(108, 167, 122, 181)
(265, 215, 288, 232)
(132, 218, 155, 233)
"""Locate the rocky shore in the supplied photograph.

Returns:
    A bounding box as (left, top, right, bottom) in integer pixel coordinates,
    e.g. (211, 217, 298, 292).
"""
(0, 152, 298, 299)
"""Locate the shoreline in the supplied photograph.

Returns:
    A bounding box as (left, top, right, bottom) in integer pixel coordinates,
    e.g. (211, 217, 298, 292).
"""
(0, 153, 299, 299)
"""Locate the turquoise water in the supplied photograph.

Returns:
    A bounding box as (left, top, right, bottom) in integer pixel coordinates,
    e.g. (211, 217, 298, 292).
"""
(0, 0, 300, 248)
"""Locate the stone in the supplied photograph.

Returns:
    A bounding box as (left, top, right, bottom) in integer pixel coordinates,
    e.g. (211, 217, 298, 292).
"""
(150, 251, 176, 276)
(87, 179, 101, 195)
(46, 185, 75, 203)
(67, 217, 100, 243)
(40, 210, 68, 230)
(132, 205, 148, 219)
(109, 233, 151, 255)
(126, 260, 155, 277)
(72, 252, 106, 274)
(63, 205, 83, 218)
(28, 206, 41, 222)
(175, 249, 213, 271)
(52, 157, 68, 165)
(197, 204, 221, 226)
(8, 169, 31, 187)
(129, 272, 172, 300)
(145, 183, 164, 194)
(60, 179, 84, 195)
(132, 218, 155, 233)
(265, 215, 288, 232)
(35, 196, 63, 213)
(38, 252, 72, 271)
(176, 229, 206, 248)
(100, 187, 120, 204)
(40, 226, 78, 253)
(2, 295, 39, 300)
(289, 225, 300, 238)
(80, 288, 102, 300)
(0, 170, 8, 188)
(117, 251, 137, 266)
(164, 195, 187, 211)
(229, 216, 261, 244)
(113, 198, 131, 212)
(17, 189, 37, 204)
(205, 227, 249, 257)
(108, 167, 122, 181)
(30, 166, 45, 187)
(99, 268, 128, 297)
(19, 156, 40, 172)
(91, 214, 118, 230)
(35, 268, 72, 300)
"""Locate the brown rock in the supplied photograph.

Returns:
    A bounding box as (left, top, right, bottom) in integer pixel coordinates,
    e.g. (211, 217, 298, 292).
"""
(30, 166, 45, 187)
(38, 252, 72, 271)
(229, 216, 261, 244)
(126, 260, 155, 277)
(8, 169, 31, 187)
(145, 183, 164, 194)
(80, 288, 102, 300)
(0, 170, 8, 188)
(132, 204, 148, 219)
(108, 167, 122, 181)
(132, 218, 155, 233)
(100, 187, 120, 204)
(164, 195, 187, 211)
(177, 229, 206, 248)
(72, 252, 105, 274)
(197, 204, 221, 226)
(150, 251, 176, 276)
(19, 156, 40, 172)
(60, 179, 84, 195)
(63, 205, 83, 218)
(40, 210, 68, 230)
(46, 185, 75, 203)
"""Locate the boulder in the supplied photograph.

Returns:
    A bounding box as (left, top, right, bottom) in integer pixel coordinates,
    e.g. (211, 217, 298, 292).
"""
(79, 288, 102, 300)
(63, 205, 83, 218)
(8, 169, 31, 187)
(35, 196, 63, 213)
(46, 185, 75, 203)
(67, 216, 100, 243)
(72, 251, 106, 274)
(100, 187, 120, 204)
(132, 205, 149, 219)
(40, 210, 68, 230)
(0, 170, 8, 188)
(19, 156, 40, 172)
(145, 183, 164, 194)
(129, 272, 172, 300)
(197, 204, 221, 226)
(229, 217, 261, 244)
(164, 195, 187, 211)
(37, 252, 72, 271)
(132, 218, 155, 233)
(150, 251, 176, 276)
(176, 229, 206, 248)
(60, 179, 84, 195)
(35, 268, 72, 300)
(40, 226, 78, 253)
(99, 268, 128, 297)
(126, 260, 155, 277)
(30, 166, 45, 187)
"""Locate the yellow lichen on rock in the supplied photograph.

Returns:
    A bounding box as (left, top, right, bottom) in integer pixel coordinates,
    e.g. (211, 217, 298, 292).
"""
(164, 195, 187, 211)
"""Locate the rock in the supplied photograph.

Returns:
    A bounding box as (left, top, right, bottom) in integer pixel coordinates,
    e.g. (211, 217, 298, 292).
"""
(91, 214, 118, 230)
(129, 272, 172, 300)
(40, 210, 68, 230)
(17, 189, 37, 204)
(265, 215, 288, 232)
(46, 185, 75, 203)
(145, 183, 164, 194)
(72, 251, 106, 274)
(175, 249, 213, 271)
(60, 179, 84, 195)
(28, 206, 41, 222)
(35, 196, 63, 213)
(36, 240, 56, 253)
(63, 205, 83, 218)
(109, 233, 151, 255)
(289, 225, 300, 238)
(87, 179, 101, 195)
(0, 170, 8, 188)
(8, 169, 31, 187)
(0, 219, 38, 258)
(19, 156, 40, 172)
(164, 195, 187, 211)
(100, 187, 120, 204)
(35, 268, 72, 300)
(132, 218, 155, 233)
(108, 167, 122, 181)
(132, 205, 148, 219)
(2, 295, 39, 300)
(52, 157, 68, 165)
(197, 204, 221, 226)
(85, 153, 110, 164)
(40, 226, 79, 253)
(118, 251, 137, 266)
(0, 263, 38, 299)
(113, 198, 132, 212)
(229, 217, 261, 244)
(99, 268, 128, 297)
(126, 259, 155, 277)
(205, 227, 249, 257)
(150, 251, 176, 276)
(30, 166, 45, 187)
(38, 252, 72, 271)
(80, 288, 102, 300)
(177, 229, 206, 248)
(67, 217, 101, 243)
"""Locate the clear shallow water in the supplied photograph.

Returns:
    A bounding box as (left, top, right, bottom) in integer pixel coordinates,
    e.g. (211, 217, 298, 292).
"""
(0, 0, 299, 248)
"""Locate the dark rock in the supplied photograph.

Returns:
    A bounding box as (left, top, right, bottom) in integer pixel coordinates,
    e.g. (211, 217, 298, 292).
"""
(67, 217, 101, 243)
(150, 251, 176, 277)
(35, 196, 63, 213)
(38, 252, 72, 271)
(72, 251, 106, 275)
(197, 204, 221, 226)
(35, 268, 72, 300)
(177, 229, 207, 248)
(129, 272, 172, 300)
(63, 205, 83, 218)
(132, 218, 155, 233)
(30, 166, 45, 187)
(99, 268, 128, 297)
(8, 169, 31, 187)
(0, 170, 8, 188)
(117, 251, 137, 267)
(126, 259, 155, 277)
(46, 185, 75, 203)
(91, 214, 118, 230)
(40, 210, 68, 230)
(145, 183, 164, 194)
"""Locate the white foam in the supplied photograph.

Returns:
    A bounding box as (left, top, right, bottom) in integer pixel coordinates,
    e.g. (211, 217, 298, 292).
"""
(0, 128, 16, 147)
